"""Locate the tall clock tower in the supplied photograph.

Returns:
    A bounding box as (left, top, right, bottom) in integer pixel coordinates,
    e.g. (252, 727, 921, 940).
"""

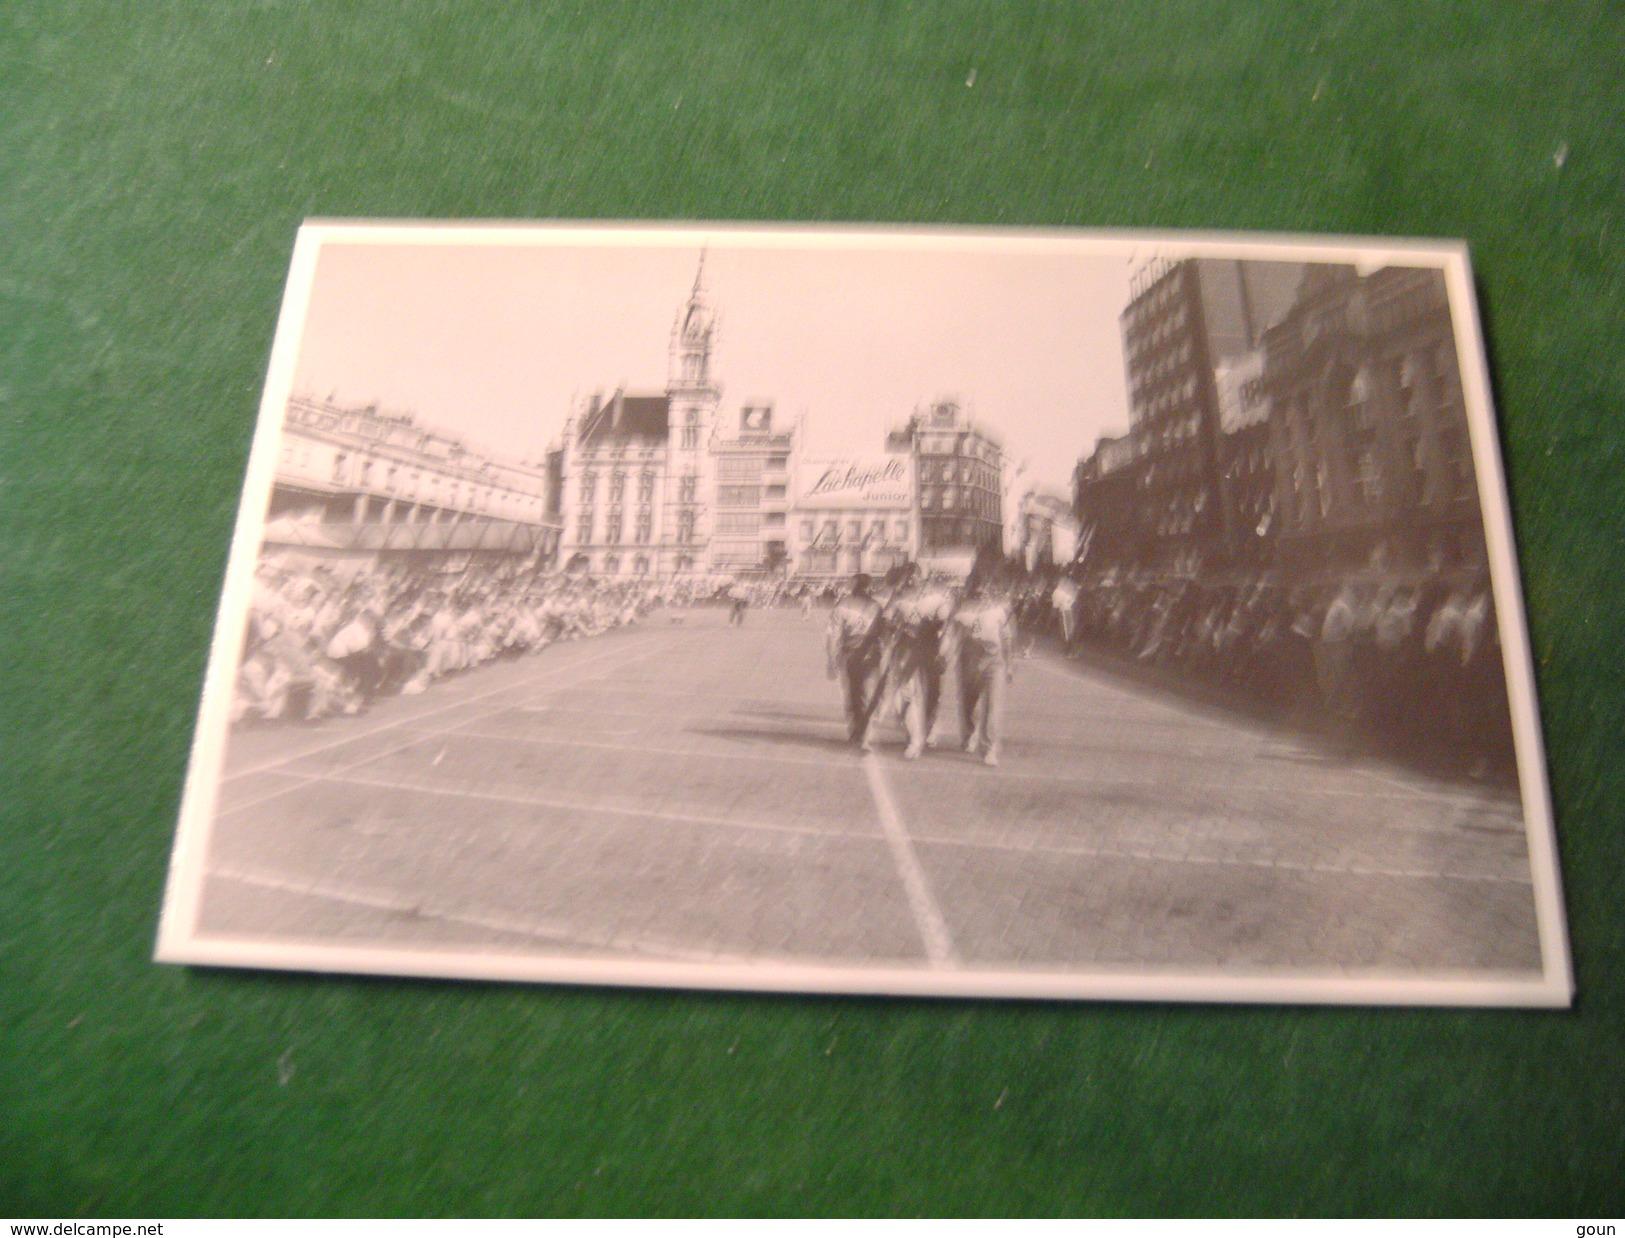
(665, 252, 720, 574)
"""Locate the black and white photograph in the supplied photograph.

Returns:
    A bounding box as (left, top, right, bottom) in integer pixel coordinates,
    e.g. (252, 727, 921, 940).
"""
(156, 221, 1571, 1006)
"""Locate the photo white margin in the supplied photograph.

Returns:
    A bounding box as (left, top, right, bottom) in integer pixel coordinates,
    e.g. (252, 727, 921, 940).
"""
(153, 219, 1575, 1009)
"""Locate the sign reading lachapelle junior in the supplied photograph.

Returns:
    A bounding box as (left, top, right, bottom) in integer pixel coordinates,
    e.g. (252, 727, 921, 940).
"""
(796, 455, 914, 509)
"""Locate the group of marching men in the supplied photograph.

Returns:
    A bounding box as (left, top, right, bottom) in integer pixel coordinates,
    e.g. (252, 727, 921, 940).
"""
(232, 559, 696, 724)
(825, 563, 1018, 765)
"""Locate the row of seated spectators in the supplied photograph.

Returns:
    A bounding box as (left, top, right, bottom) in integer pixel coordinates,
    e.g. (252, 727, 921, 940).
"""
(233, 559, 709, 724)
(1014, 568, 1516, 779)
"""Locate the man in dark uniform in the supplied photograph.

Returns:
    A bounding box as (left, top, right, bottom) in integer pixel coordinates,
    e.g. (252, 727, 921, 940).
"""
(826, 572, 885, 752)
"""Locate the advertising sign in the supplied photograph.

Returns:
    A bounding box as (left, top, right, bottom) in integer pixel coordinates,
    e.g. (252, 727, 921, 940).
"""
(796, 455, 913, 509)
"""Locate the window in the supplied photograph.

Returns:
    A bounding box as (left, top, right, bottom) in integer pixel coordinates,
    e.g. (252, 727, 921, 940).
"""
(577, 514, 593, 542)
(609, 471, 625, 501)
(332, 452, 348, 483)
(633, 554, 650, 575)
(679, 475, 697, 503)
(766, 455, 789, 471)
(896, 520, 909, 542)
(681, 410, 699, 449)
(635, 512, 652, 544)
(1355, 450, 1381, 505)
(718, 485, 759, 507)
(606, 510, 622, 544)
(603, 553, 620, 575)
(801, 519, 814, 541)
(718, 457, 762, 481)
(677, 511, 695, 543)
(848, 520, 862, 542)
(580, 472, 596, 501)
(822, 520, 838, 544)
(872, 520, 887, 543)
(716, 513, 760, 536)
(638, 471, 655, 502)
(764, 511, 785, 527)
(764, 484, 787, 500)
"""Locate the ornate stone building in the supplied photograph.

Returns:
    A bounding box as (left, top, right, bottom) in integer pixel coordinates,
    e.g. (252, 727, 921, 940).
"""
(555, 258, 721, 578)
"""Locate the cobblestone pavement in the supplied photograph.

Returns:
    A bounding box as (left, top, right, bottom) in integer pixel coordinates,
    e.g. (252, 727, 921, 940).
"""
(197, 606, 1543, 979)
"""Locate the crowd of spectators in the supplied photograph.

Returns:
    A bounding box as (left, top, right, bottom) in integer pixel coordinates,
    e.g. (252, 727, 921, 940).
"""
(232, 557, 709, 725)
(1015, 567, 1515, 778)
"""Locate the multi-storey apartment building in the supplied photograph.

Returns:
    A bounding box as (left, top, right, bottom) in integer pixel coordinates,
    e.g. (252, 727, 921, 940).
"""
(1262, 265, 1485, 575)
(887, 399, 1003, 574)
(267, 395, 559, 570)
(1117, 257, 1304, 573)
(710, 403, 796, 576)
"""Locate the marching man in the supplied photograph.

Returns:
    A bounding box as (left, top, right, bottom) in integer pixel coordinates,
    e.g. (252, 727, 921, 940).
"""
(949, 570, 1018, 766)
(826, 572, 885, 753)
(881, 563, 955, 759)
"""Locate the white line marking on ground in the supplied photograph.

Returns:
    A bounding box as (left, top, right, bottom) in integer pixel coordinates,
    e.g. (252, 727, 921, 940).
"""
(911, 832, 1533, 886)
(431, 724, 1499, 808)
(529, 683, 833, 707)
(288, 769, 881, 841)
(222, 634, 681, 783)
(222, 760, 1529, 887)
(863, 756, 959, 968)
(209, 865, 756, 963)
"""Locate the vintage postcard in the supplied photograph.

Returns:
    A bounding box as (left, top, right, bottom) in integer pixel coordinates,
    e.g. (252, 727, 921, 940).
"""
(156, 221, 1572, 1005)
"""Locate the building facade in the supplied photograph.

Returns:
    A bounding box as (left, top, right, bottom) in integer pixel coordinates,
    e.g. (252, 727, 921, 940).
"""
(1116, 257, 1305, 574)
(1072, 432, 1151, 571)
(1016, 490, 1080, 570)
(1262, 265, 1485, 575)
(710, 403, 797, 576)
(790, 454, 915, 581)
(887, 399, 1003, 574)
(555, 260, 720, 579)
(266, 395, 559, 570)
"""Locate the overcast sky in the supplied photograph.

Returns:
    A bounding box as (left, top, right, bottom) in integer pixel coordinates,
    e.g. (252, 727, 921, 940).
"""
(289, 234, 1137, 495)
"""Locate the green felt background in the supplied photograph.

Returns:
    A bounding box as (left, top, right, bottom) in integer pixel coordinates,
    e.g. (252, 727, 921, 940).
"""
(2, 0, 1622, 1217)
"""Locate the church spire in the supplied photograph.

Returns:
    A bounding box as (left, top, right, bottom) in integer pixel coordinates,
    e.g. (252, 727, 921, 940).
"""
(670, 250, 716, 392)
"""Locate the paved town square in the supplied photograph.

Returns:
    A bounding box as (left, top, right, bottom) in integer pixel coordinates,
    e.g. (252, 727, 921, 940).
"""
(198, 605, 1541, 977)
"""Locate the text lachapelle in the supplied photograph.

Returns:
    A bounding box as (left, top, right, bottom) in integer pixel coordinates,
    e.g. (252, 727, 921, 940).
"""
(807, 459, 909, 497)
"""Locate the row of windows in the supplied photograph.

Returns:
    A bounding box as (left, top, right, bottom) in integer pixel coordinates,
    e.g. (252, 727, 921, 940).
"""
(579, 471, 656, 503)
(302, 446, 543, 518)
(801, 518, 911, 545)
(576, 513, 655, 545)
(598, 553, 654, 575)
(716, 452, 789, 479)
(715, 513, 760, 536)
(578, 442, 659, 463)
(1123, 270, 1188, 332)
(919, 486, 999, 518)
(918, 458, 996, 486)
(1135, 375, 1200, 421)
